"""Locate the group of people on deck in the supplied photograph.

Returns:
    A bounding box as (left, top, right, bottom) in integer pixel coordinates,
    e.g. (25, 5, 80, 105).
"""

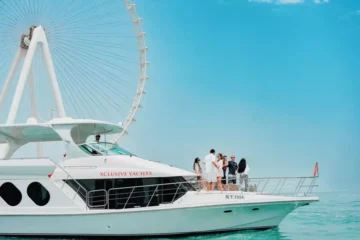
(193, 149, 250, 191)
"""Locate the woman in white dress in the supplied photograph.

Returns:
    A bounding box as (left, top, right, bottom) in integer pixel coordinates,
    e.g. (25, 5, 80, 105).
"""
(193, 157, 204, 189)
(216, 153, 223, 191)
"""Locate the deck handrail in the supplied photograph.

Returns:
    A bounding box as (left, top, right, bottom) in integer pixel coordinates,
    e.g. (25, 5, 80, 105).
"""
(85, 175, 318, 209)
(8, 158, 318, 210)
(45, 158, 89, 209)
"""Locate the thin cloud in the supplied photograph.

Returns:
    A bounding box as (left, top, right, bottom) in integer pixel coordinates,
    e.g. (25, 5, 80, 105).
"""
(314, 0, 329, 4)
(248, 0, 303, 4)
(248, 0, 272, 3)
(276, 0, 304, 4)
(249, 0, 330, 4)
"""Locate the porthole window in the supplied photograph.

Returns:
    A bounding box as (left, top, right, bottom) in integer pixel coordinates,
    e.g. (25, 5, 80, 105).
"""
(27, 182, 50, 206)
(0, 182, 22, 206)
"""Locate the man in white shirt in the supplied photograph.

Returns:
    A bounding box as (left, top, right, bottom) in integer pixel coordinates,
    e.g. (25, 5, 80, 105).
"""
(204, 149, 218, 191)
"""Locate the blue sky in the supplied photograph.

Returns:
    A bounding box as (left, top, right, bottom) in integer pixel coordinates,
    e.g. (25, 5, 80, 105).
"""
(121, 0, 360, 191)
(0, 0, 359, 192)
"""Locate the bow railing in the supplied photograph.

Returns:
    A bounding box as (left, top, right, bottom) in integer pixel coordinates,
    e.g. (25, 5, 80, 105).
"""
(246, 176, 318, 196)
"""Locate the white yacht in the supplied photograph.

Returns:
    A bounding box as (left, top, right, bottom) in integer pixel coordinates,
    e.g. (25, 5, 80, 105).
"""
(0, 1, 319, 237)
(0, 117, 319, 237)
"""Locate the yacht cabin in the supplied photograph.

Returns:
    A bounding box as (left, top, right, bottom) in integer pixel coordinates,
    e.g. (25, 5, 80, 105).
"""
(0, 117, 196, 211)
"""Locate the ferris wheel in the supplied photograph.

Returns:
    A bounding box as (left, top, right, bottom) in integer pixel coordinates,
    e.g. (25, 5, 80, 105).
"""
(0, 0, 148, 144)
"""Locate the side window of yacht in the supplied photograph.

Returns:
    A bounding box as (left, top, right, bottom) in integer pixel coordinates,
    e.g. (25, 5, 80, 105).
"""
(64, 180, 88, 202)
(158, 177, 190, 204)
(79, 144, 101, 156)
(64, 177, 194, 210)
(0, 182, 22, 206)
(27, 182, 50, 206)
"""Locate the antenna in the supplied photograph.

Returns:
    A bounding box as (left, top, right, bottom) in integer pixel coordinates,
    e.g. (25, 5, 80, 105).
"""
(49, 109, 54, 120)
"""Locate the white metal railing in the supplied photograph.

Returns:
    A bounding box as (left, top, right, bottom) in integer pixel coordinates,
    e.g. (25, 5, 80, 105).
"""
(8, 157, 50, 160)
(45, 158, 89, 207)
(188, 175, 319, 196)
(84, 176, 318, 209)
(245, 176, 318, 196)
(7, 157, 319, 209)
(87, 181, 194, 209)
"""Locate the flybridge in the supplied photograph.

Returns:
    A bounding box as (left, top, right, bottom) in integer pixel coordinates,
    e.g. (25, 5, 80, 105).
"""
(0, 118, 123, 160)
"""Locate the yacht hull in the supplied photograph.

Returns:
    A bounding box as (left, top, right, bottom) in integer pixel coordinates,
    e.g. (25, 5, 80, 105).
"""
(0, 200, 312, 237)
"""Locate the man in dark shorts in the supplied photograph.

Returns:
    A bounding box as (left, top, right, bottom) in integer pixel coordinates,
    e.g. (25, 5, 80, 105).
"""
(228, 155, 238, 191)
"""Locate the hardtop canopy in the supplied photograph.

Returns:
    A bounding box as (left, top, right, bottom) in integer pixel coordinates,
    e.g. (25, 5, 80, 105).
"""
(0, 118, 123, 145)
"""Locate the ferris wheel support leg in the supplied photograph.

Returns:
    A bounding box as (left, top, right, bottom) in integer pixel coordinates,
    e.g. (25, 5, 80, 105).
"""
(6, 40, 38, 124)
(6, 26, 66, 124)
(41, 34, 66, 119)
(28, 68, 43, 158)
(0, 48, 24, 115)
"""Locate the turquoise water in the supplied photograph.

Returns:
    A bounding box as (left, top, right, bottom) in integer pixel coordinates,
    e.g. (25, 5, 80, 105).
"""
(1, 192, 359, 240)
(149, 192, 360, 240)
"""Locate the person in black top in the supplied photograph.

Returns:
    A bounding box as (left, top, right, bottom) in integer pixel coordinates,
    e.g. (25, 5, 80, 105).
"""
(227, 155, 238, 191)
(221, 155, 228, 190)
(238, 158, 250, 192)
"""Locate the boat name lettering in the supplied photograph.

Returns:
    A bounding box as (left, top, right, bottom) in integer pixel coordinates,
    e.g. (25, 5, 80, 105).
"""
(225, 195, 244, 199)
(100, 171, 152, 177)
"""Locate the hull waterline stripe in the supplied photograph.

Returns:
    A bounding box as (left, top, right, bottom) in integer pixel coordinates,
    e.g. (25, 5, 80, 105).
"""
(0, 225, 278, 238)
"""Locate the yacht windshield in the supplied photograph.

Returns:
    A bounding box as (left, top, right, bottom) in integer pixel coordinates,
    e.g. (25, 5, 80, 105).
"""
(78, 144, 102, 156)
(88, 142, 134, 156)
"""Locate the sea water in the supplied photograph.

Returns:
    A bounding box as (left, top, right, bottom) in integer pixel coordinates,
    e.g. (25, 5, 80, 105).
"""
(1, 192, 359, 240)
